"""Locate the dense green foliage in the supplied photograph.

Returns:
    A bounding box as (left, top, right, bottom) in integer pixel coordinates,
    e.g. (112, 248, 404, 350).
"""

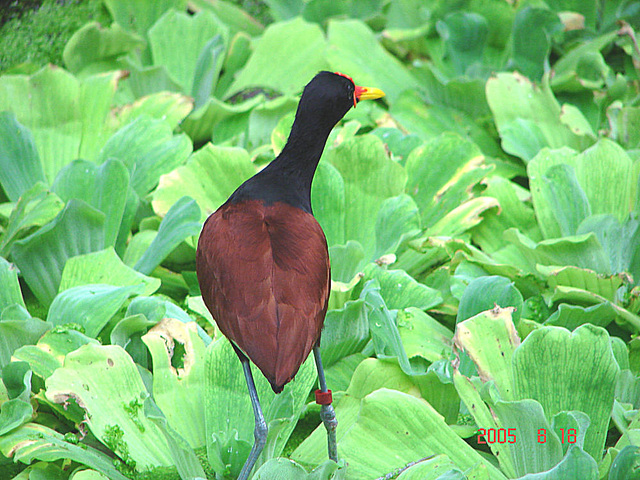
(0, 0, 109, 74)
(1, 0, 640, 479)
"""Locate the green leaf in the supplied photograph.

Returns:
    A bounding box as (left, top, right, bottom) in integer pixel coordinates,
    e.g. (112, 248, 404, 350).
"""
(148, 9, 228, 94)
(510, 7, 563, 81)
(539, 164, 591, 237)
(152, 144, 255, 221)
(192, 35, 226, 110)
(204, 338, 315, 477)
(253, 458, 309, 479)
(11, 200, 105, 307)
(374, 194, 421, 259)
(545, 302, 617, 330)
(327, 19, 421, 103)
(320, 300, 370, 368)
(0, 183, 64, 258)
(457, 276, 523, 325)
(363, 264, 443, 311)
(486, 73, 592, 162)
(47, 284, 142, 338)
(2, 361, 31, 404)
(0, 398, 33, 436)
(469, 176, 540, 254)
(59, 247, 160, 297)
(0, 423, 129, 480)
(312, 161, 346, 250)
(103, 0, 187, 41)
(436, 12, 488, 77)
(513, 324, 620, 460)
(328, 241, 364, 285)
(391, 90, 503, 158)
(45, 344, 174, 470)
(397, 307, 453, 364)
(552, 32, 617, 93)
(415, 66, 491, 120)
(134, 196, 201, 275)
(0, 111, 45, 202)
(609, 445, 640, 480)
(229, 17, 328, 96)
(0, 257, 25, 312)
(405, 132, 487, 229)
(63, 22, 145, 75)
(504, 228, 611, 275)
(578, 214, 640, 277)
(180, 94, 264, 145)
(326, 135, 407, 260)
(0, 67, 124, 180)
(334, 389, 506, 480)
(97, 115, 193, 198)
(528, 140, 635, 239)
(516, 446, 598, 480)
(190, 0, 263, 38)
(292, 358, 415, 467)
(52, 158, 130, 247)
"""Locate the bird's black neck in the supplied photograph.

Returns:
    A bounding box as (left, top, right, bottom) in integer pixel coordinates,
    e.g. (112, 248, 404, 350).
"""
(229, 112, 335, 214)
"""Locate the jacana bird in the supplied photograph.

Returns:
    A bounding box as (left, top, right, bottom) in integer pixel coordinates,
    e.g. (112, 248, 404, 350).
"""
(196, 71, 385, 479)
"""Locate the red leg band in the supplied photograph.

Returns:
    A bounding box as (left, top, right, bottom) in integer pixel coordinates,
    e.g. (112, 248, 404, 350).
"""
(315, 389, 333, 405)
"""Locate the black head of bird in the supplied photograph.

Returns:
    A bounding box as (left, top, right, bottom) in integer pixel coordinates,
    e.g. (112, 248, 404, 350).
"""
(196, 71, 384, 480)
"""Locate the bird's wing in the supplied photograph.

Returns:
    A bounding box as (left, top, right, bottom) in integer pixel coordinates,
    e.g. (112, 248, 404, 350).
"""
(196, 200, 330, 391)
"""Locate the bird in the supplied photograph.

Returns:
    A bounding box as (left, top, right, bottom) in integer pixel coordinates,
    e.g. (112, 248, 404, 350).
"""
(196, 71, 385, 479)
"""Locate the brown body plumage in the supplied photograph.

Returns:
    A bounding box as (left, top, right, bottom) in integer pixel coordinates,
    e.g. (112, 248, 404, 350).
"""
(197, 200, 329, 392)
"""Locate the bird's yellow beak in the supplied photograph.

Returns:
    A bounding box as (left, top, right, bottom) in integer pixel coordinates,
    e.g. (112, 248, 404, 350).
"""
(354, 85, 385, 106)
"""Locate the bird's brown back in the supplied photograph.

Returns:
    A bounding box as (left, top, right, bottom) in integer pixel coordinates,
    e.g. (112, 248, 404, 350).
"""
(196, 199, 330, 392)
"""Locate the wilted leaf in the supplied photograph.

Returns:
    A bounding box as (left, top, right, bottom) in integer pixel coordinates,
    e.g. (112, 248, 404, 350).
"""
(454, 305, 520, 400)
(0, 423, 129, 480)
(141, 319, 207, 448)
(45, 344, 174, 470)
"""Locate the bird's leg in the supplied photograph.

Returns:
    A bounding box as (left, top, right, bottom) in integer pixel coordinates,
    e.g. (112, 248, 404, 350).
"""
(313, 345, 338, 462)
(238, 356, 268, 480)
